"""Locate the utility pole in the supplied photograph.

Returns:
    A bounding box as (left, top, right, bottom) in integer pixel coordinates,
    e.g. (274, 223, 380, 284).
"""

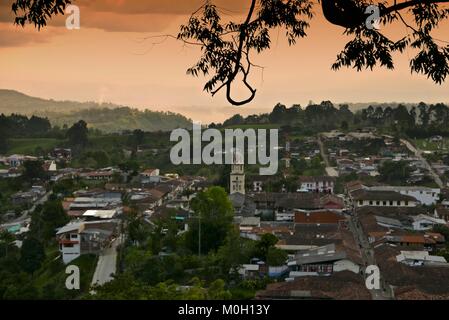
(198, 212, 201, 257)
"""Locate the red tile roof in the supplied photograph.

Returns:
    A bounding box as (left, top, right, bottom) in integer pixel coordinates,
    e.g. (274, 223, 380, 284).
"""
(295, 210, 347, 224)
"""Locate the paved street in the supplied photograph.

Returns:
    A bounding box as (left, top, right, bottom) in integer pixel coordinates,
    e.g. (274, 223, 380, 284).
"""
(317, 135, 331, 168)
(318, 135, 340, 177)
(1, 191, 52, 229)
(401, 138, 444, 188)
(91, 236, 122, 287)
(348, 211, 393, 300)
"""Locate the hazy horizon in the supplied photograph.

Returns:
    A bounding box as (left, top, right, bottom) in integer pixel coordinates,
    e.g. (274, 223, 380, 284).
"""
(3, 87, 449, 124)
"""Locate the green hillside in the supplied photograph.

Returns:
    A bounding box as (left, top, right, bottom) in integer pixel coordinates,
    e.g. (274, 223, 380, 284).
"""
(0, 89, 103, 114)
(40, 107, 192, 133)
(0, 90, 192, 132)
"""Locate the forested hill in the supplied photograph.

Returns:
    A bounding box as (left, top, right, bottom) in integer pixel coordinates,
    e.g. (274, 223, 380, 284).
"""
(0, 89, 103, 114)
(220, 101, 449, 138)
(40, 108, 192, 133)
(0, 90, 192, 132)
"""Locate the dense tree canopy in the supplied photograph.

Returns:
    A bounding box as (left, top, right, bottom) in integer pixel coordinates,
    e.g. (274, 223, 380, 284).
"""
(186, 187, 234, 255)
(66, 120, 88, 148)
(19, 238, 45, 274)
(219, 100, 449, 138)
(12, 0, 71, 29)
(23, 160, 46, 181)
(379, 160, 412, 184)
(30, 200, 69, 242)
(0, 114, 51, 138)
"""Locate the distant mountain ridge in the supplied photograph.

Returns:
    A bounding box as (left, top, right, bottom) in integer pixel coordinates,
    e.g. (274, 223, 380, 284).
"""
(0, 89, 108, 114)
(0, 89, 192, 133)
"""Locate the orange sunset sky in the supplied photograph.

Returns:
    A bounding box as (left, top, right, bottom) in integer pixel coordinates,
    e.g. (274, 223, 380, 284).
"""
(0, 0, 448, 123)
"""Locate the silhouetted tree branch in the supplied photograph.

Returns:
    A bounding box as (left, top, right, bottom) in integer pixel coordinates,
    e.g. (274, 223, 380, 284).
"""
(383, 0, 449, 14)
(322, 0, 449, 28)
(12, 0, 71, 29)
(223, 0, 258, 106)
(178, 0, 313, 106)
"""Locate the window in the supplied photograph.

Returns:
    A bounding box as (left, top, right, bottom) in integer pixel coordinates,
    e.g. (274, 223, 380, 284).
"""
(369, 201, 373, 205)
(405, 201, 409, 206)
(383, 201, 387, 206)
(390, 201, 394, 206)
(376, 201, 380, 206)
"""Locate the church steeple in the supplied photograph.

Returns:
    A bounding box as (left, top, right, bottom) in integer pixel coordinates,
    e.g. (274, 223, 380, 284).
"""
(230, 150, 245, 195)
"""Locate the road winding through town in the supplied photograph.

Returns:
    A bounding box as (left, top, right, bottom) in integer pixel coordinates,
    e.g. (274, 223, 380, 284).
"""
(348, 209, 393, 300)
(401, 138, 444, 188)
(1, 191, 52, 230)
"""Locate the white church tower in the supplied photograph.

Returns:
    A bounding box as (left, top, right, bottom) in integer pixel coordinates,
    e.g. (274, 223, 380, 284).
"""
(230, 150, 245, 195)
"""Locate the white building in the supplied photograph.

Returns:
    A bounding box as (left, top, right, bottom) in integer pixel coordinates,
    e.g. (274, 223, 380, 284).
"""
(276, 211, 296, 222)
(287, 244, 360, 278)
(6, 155, 25, 167)
(396, 251, 447, 267)
(82, 209, 120, 220)
(6, 155, 37, 167)
(367, 186, 440, 206)
(56, 221, 116, 264)
(237, 264, 262, 279)
(352, 190, 418, 208)
(56, 223, 84, 264)
(412, 214, 446, 231)
(298, 176, 335, 194)
(140, 168, 161, 183)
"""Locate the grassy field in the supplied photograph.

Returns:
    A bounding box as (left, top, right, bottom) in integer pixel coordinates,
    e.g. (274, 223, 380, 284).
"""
(8, 135, 136, 155)
(414, 138, 449, 152)
(7, 138, 62, 155)
(86, 135, 129, 151)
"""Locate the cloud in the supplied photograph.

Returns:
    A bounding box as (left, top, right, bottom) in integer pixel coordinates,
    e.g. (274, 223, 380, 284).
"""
(70, 11, 180, 33)
(0, 1, 15, 23)
(73, 0, 247, 32)
(0, 23, 62, 47)
(0, 0, 249, 36)
(76, 0, 245, 15)
(0, 2, 50, 48)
